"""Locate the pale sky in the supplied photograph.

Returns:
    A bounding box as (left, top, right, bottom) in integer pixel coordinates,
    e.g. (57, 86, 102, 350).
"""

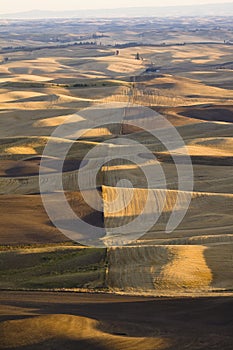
(0, 0, 232, 13)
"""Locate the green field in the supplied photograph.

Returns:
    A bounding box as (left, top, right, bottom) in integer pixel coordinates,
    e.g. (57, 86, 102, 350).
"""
(0, 244, 107, 290)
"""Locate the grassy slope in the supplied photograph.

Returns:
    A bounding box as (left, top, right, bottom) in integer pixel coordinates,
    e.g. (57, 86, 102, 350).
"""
(0, 245, 107, 290)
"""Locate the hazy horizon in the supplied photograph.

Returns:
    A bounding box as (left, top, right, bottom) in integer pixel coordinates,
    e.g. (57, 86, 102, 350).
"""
(1, 0, 233, 14)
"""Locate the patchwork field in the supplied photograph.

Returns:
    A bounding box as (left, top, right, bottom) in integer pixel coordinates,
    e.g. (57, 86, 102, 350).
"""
(0, 15, 233, 350)
(0, 16, 233, 291)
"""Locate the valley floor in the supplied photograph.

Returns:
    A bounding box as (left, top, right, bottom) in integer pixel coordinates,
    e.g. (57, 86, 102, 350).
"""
(0, 291, 233, 350)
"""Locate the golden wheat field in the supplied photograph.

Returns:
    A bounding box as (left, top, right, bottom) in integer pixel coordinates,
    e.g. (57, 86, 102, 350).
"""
(0, 15, 233, 350)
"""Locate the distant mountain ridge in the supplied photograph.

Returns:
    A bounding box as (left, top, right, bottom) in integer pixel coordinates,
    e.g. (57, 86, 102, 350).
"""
(1, 2, 233, 18)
